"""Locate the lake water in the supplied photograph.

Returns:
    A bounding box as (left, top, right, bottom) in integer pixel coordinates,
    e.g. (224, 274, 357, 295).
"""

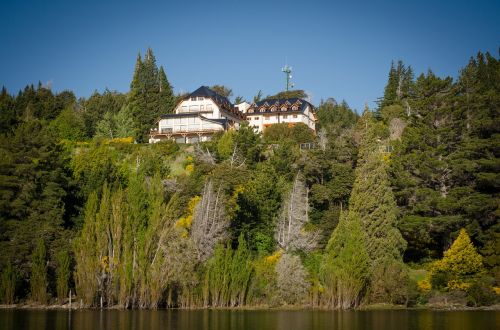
(0, 309, 498, 330)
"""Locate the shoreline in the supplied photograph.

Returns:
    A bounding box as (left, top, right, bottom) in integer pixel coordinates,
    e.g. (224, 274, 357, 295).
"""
(1, 303, 499, 312)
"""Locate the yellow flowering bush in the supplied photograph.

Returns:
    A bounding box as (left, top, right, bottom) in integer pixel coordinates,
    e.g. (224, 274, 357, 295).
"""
(175, 196, 201, 237)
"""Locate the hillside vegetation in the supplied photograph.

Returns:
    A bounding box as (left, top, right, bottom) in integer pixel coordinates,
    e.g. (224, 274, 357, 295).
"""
(0, 49, 498, 308)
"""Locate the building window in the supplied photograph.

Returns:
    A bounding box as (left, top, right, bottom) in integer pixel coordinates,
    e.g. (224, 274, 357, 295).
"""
(190, 97, 197, 101)
(181, 106, 188, 112)
(292, 106, 298, 111)
(254, 116, 259, 120)
(293, 115, 298, 118)
(283, 115, 288, 119)
(189, 105, 199, 112)
(265, 116, 270, 120)
(206, 104, 213, 111)
(200, 105, 204, 111)
(198, 97, 204, 101)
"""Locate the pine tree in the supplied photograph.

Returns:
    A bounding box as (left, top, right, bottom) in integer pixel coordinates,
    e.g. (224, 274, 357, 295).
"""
(127, 49, 175, 142)
(158, 66, 175, 114)
(349, 111, 407, 302)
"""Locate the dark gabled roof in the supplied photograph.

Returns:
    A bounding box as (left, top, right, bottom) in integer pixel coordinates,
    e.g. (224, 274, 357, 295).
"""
(185, 86, 244, 119)
(189, 86, 231, 105)
(247, 97, 314, 115)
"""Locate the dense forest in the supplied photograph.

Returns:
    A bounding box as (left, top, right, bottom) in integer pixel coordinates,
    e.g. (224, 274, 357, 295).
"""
(0, 48, 498, 309)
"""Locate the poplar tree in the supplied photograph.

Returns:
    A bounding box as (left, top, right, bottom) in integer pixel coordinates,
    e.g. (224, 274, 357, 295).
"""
(56, 250, 71, 301)
(30, 239, 48, 304)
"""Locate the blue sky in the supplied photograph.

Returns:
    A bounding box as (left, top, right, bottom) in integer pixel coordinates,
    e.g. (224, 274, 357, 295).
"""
(1, 0, 499, 112)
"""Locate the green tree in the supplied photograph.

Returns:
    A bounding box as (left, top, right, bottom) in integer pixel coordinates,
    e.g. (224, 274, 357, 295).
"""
(0, 261, 17, 304)
(49, 106, 86, 141)
(430, 228, 484, 289)
(320, 211, 370, 309)
(30, 239, 48, 304)
(56, 250, 71, 301)
(210, 85, 233, 98)
(128, 48, 175, 142)
(268, 90, 308, 99)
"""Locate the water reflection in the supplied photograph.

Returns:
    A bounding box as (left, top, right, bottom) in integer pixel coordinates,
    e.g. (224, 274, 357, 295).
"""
(0, 309, 498, 330)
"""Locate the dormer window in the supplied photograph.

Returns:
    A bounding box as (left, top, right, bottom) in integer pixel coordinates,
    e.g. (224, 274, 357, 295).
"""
(198, 97, 204, 101)
(270, 106, 276, 112)
(292, 105, 299, 111)
(280, 106, 287, 111)
(190, 97, 197, 101)
(248, 108, 254, 113)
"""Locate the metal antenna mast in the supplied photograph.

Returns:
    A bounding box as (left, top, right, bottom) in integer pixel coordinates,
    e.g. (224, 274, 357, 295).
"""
(281, 64, 294, 91)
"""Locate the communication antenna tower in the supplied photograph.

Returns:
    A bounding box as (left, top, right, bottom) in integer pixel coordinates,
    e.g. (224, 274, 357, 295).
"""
(282, 64, 294, 91)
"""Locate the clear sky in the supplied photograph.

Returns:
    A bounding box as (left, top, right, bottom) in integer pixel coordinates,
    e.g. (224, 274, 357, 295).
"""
(1, 0, 499, 112)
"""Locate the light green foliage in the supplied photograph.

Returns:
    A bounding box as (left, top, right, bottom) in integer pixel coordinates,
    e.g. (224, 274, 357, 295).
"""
(56, 250, 71, 301)
(217, 130, 235, 160)
(263, 123, 315, 144)
(30, 239, 48, 304)
(320, 212, 370, 309)
(180, 234, 251, 307)
(49, 106, 86, 141)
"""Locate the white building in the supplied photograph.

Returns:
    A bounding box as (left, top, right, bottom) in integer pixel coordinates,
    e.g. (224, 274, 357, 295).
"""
(245, 98, 316, 133)
(149, 86, 245, 143)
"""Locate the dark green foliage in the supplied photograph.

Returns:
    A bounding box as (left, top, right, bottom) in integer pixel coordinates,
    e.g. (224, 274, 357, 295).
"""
(390, 52, 499, 270)
(0, 119, 71, 288)
(232, 163, 283, 254)
(128, 49, 175, 142)
(316, 99, 358, 129)
(81, 89, 126, 138)
(268, 90, 308, 99)
(210, 85, 233, 98)
(466, 276, 497, 306)
(377, 60, 414, 114)
(0, 87, 16, 134)
(0, 261, 17, 304)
